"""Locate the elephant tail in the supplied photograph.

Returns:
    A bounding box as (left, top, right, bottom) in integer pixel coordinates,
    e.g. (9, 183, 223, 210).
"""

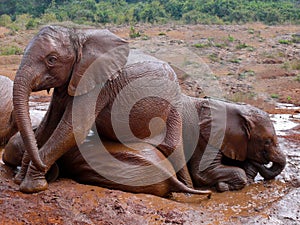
(169, 178, 212, 198)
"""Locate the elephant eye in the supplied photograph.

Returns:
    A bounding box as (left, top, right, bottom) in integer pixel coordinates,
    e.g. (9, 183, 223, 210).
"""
(265, 139, 272, 146)
(46, 55, 58, 66)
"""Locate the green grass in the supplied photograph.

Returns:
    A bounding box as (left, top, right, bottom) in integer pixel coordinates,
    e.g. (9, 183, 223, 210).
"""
(227, 35, 235, 42)
(0, 45, 23, 55)
(208, 53, 219, 62)
(292, 34, 300, 43)
(271, 93, 279, 99)
(239, 70, 255, 79)
(129, 26, 141, 39)
(278, 39, 291, 45)
(236, 42, 250, 49)
(229, 58, 241, 64)
(193, 43, 208, 48)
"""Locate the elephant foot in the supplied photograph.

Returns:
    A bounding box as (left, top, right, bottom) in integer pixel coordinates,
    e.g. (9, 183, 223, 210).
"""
(13, 167, 27, 185)
(19, 164, 48, 193)
(216, 178, 247, 192)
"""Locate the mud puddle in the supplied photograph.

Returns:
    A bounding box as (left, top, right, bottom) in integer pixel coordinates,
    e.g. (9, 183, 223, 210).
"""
(0, 100, 299, 224)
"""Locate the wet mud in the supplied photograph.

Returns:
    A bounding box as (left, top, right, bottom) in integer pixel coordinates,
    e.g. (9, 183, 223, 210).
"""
(0, 100, 299, 224)
(1, 23, 299, 225)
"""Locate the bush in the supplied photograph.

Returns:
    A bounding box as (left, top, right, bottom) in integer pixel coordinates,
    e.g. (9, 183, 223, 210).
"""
(40, 13, 58, 24)
(129, 26, 141, 38)
(14, 14, 33, 30)
(0, 45, 23, 55)
(0, 14, 12, 27)
(1, 0, 300, 25)
(26, 18, 39, 29)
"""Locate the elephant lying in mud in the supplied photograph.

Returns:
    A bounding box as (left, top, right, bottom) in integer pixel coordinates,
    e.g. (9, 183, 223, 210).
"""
(12, 25, 194, 193)
(182, 96, 286, 192)
(4, 133, 211, 198)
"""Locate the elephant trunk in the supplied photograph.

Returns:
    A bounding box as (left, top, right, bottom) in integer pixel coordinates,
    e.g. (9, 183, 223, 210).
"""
(13, 73, 46, 171)
(251, 152, 286, 180)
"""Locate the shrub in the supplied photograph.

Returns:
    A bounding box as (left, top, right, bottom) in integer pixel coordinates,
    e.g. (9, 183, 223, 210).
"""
(40, 13, 58, 24)
(278, 39, 291, 45)
(26, 18, 39, 29)
(14, 14, 32, 30)
(0, 14, 12, 27)
(0, 45, 23, 55)
(271, 94, 279, 99)
(129, 26, 141, 38)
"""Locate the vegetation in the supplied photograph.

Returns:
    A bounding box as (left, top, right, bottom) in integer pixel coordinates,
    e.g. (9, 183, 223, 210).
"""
(0, 45, 23, 55)
(0, 0, 300, 29)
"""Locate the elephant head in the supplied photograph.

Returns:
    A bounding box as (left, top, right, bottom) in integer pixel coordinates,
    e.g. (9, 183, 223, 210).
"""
(221, 103, 286, 180)
(0, 75, 18, 147)
(13, 25, 129, 170)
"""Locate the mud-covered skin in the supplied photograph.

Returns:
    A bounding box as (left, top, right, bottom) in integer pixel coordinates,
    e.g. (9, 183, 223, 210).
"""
(183, 96, 286, 192)
(4, 95, 285, 195)
(0, 76, 18, 148)
(4, 133, 211, 198)
(12, 26, 193, 193)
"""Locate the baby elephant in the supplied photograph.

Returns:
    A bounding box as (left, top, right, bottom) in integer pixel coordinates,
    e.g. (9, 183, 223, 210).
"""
(4, 133, 211, 198)
(182, 96, 286, 192)
(0, 75, 18, 147)
(1, 74, 211, 198)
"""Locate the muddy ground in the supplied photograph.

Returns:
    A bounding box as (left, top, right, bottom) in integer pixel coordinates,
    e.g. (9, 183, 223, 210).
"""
(0, 24, 299, 224)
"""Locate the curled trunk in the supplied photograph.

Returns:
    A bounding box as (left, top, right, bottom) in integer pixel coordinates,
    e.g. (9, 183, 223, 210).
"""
(251, 157, 286, 180)
(13, 75, 46, 171)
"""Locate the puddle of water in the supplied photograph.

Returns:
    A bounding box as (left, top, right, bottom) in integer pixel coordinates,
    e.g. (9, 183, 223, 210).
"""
(271, 114, 299, 135)
(270, 103, 300, 135)
(276, 103, 300, 110)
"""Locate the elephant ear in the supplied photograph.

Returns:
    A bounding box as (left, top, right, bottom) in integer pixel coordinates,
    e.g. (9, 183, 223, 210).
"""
(221, 105, 253, 161)
(68, 29, 129, 96)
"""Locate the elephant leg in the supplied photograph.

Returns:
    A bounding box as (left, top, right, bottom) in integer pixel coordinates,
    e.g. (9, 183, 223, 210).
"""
(20, 91, 106, 193)
(195, 164, 248, 192)
(14, 152, 30, 184)
(243, 161, 259, 183)
(15, 101, 65, 184)
(158, 108, 193, 188)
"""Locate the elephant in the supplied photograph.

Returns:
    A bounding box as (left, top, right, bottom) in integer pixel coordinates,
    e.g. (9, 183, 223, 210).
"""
(12, 25, 197, 193)
(181, 96, 286, 192)
(5, 77, 284, 195)
(3, 133, 211, 198)
(0, 75, 18, 147)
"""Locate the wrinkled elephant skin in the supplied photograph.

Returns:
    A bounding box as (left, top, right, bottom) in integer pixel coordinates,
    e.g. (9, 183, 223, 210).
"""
(183, 96, 286, 192)
(12, 26, 195, 193)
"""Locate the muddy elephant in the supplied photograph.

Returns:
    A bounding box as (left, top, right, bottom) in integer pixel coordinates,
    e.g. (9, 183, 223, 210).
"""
(4, 133, 211, 198)
(182, 96, 286, 192)
(0, 75, 18, 147)
(13, 25, 194, 193)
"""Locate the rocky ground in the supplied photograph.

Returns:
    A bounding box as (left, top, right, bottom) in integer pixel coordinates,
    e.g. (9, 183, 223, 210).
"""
(0, 24, 299, 224)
